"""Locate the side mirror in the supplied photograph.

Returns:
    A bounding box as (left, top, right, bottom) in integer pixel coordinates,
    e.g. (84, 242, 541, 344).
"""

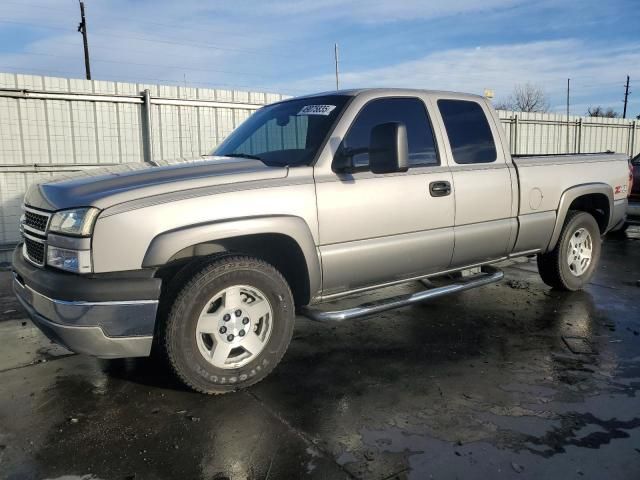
(369, 122, 409, 174)
(332, 147, 355, 173)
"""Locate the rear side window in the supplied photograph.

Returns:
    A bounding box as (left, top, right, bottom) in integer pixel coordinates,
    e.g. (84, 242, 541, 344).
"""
(437, 99, 497, 164)
(338, 97, 438, 169)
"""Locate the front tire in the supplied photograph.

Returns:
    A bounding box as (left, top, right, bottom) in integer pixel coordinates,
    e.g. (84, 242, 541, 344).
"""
(537, 210, 601, 291)
(162, 255, 295, 394)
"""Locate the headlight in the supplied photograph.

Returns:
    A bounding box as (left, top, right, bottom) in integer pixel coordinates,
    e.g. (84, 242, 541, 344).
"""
(49, 208, 99, 236)
(47, 246, 92, 273)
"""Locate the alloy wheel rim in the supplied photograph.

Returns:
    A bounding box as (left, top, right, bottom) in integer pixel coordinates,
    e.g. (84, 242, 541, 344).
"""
(195, 284, 273, 369)
(567, 227, 593, 276)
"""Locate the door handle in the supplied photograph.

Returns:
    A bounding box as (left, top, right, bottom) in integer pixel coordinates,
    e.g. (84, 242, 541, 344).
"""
(429, 181, 451, 197)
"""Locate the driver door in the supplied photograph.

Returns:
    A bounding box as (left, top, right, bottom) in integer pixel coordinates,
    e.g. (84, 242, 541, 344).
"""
(315, 96, 455, 297)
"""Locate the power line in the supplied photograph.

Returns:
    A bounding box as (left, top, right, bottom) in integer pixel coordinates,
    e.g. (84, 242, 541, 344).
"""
(3, 36, 324, 79)
(90, 31, 301, 58)
(0, 18, 302, 59)
(1, 2, 263, 42)
(0, 18, 69, 31)
(103, 19, 254, 42)
(13, 51, 292, 80)
(12, 43, 302, 73)
(92, 57, 274, 79)
(2, 1, 70, 10)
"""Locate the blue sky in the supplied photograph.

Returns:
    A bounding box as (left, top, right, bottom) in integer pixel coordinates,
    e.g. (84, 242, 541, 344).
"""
(0, 0, 639, 116)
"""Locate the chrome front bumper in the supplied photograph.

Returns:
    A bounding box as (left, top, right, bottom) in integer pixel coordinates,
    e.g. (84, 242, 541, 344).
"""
(13, 273, 157, 358)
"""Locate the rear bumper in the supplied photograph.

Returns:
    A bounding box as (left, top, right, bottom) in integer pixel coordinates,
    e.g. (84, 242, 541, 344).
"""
(607, 198, 628, 231)
(12, 246, 159, 358)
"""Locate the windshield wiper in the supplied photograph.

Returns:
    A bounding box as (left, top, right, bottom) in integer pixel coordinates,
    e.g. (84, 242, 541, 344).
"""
(223, 153, 264, 161)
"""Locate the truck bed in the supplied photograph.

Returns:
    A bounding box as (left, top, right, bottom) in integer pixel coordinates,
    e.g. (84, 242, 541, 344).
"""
(512, 151, 629, 217)
(506, 151, 629, 255)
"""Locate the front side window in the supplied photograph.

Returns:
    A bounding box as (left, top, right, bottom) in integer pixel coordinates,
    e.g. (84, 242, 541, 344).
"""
(335, 97, 439, 170)
(437, 99, 497, 164)
(214, 95, 350, 167)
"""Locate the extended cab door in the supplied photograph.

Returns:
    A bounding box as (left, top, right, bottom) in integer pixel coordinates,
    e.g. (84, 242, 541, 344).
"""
(433, 97, 516, 266)
(314, 95, 455, 298)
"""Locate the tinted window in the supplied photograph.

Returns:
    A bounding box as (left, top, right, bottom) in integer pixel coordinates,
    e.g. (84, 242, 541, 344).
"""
(437, 99, 497, 164)
(215, 95, 350, 167)
(336, 97, 438, 170)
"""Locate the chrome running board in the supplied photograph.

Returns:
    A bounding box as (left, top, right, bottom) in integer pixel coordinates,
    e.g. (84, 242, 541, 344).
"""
(302, 266, 503, 322)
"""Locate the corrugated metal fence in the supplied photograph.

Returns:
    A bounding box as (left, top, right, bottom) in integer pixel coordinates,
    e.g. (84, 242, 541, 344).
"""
(0, 73, 288, 262)
(497, 110, 639, 156)
(1, 72, 638, 263)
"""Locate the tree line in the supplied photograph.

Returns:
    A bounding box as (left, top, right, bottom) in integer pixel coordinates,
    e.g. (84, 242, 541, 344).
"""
(493, 83, 633, 118)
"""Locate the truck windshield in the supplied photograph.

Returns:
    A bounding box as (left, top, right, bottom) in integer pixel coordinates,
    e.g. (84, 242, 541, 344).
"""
(214, 95, 350, 167)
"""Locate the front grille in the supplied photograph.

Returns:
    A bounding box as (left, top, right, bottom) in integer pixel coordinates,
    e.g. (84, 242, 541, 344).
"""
(24, 236, 45, 266)
(21, 206, 52, 268)
(24, 208, 50, 233)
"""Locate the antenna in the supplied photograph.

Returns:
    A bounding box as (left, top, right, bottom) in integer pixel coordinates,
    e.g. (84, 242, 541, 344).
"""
(334, 43, 339, 91)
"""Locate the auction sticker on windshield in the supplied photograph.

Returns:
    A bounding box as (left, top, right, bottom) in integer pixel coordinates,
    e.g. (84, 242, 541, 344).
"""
(297, 105, 336, 116)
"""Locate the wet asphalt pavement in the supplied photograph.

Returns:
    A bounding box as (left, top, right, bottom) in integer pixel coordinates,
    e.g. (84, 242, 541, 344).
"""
(1, 228, 639, 480)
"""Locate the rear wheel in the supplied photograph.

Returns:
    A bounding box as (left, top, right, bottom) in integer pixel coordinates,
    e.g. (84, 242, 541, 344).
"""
(162, 255, 295, 394)
(537, 210, 601, 291)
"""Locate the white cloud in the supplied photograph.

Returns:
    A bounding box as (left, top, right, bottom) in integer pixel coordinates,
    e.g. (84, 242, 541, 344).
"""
(0, 1, 637, 115)
(280, 39, 640, 114)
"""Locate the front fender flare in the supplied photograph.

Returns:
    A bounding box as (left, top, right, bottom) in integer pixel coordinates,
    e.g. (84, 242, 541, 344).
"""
(142, 215, 321, 299)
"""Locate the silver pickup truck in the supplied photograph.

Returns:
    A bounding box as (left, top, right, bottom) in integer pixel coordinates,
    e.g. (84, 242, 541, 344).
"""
(12, 88, 629, 394)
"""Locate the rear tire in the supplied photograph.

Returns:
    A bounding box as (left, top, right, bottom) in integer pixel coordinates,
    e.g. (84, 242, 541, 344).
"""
(162, 255, 295, 395)
(537, 210, 601, 291)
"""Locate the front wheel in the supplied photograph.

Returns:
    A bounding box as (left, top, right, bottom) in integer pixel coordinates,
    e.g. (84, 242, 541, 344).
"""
(537, 210, 602, 291)
(162, 255, 295, 394)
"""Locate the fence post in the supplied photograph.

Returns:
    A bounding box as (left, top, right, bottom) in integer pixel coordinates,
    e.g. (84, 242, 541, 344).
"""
(576, 118, 581, 154)
(142, 89, 153, 164)
(508, 116, 514, 154)
(513, 115, 519, 155)
(631, 121, 637, 158)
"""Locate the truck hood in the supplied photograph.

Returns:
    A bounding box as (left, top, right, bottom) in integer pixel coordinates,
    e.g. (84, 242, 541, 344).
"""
(24, 157, 289, 211)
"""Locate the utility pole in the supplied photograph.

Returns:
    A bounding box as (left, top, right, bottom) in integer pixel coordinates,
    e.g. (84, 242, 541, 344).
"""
(566, 78, 570, 153)
(77, 1, 91, 80)
(623, 75, 630, 119)
(334, 43, 339, 91)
